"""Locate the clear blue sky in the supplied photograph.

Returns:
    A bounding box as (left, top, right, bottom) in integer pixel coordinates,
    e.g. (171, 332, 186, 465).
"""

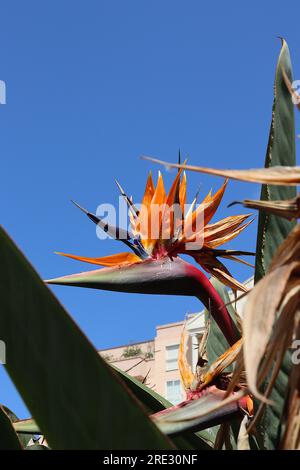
(0, 1, 299, 418)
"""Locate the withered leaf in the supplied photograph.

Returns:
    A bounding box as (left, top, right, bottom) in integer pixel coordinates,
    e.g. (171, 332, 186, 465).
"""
(143, 156, 300, 185)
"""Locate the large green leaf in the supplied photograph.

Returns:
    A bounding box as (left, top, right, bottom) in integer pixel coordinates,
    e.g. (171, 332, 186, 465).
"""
(0, 226, 173, 450)
(0, 405, 22, 449)
(13, 418, 40, 435)
(255, 38, 296, 282)
(254, 39, 296, 450)
(111, 365, 212, 449)
(260, 353, 291, 450)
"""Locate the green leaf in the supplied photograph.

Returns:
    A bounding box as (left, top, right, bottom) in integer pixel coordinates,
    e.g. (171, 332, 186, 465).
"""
(12, 368, 212, 450)
(13, 418, 40, 435)
(0, 226, 173, 450)
(204, 278, 240, 364)
(260, 352, 291, 450)
(255, 38, 296, 283)
(254, 39, 296, 450)
(111, 365, 212, 449)
(2, 406, 36, 448)
(0, 405, 22, 449)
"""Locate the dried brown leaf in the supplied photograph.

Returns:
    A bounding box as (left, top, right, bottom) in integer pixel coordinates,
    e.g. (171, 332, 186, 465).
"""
(242, 225, 300, 402)
(143, 156, 300, 185)
(243, 269, 300, 400)
(195, 252, 249, 292)
(281, 313, 300, 449)
(229, 196, 300, 221)
(214, 422, 233, 450)
(206, 266, 249, 293)
(269, 224, 300, 270)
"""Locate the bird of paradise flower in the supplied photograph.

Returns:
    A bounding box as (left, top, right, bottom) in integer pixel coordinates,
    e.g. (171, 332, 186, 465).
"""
(48, 165, 252, 343)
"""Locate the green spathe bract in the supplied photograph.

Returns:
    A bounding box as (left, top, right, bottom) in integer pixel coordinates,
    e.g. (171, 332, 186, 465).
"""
(46, 256, 239, 346)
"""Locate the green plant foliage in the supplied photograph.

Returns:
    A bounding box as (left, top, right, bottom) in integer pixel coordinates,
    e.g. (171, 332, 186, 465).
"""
(2, 406, 36, 448)
(0, 226, 173, 450)
(111, 365, 212, 449)
(122, 345, 142, 358)
(204, 278, 240, 365)
(0, 406, 22, 449)
(13, 417, 40, 435)
(11, 354, 212, 449)
(255, 38, 296, 283)
(253, 39, 296, 450)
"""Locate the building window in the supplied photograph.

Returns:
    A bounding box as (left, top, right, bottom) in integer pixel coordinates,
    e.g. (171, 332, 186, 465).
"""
(166, 380, 182, 404)
(165, 344, 179, 371)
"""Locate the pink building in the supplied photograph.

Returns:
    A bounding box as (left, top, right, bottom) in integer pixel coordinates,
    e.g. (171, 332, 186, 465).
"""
(99, 313, 206, 404)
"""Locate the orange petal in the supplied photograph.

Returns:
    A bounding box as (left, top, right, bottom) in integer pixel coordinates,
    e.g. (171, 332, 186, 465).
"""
(203, 214, 251, 245)
(184, 179, 228, 240)
(246, 396, 254, 416)
(142, 171, 155, 208)
(171, 171, 186, 240)
(162, 169, 184, 241)
(184, 214, 251, 247)
(133, 172, 155, 249)
(201, 189, 212, 204)
(139, 172, 164, 246)
(142, 171, 166, 250)
(55, 251, 142, 267)
(178, 325, 195, 391)
(166, 169, 183, 207)
(204, 219, 253, 249)
(179, 172, 187, 211)
(159, 170, 182, 240)
(151, 171, 166, 206)
(202, 178, 228, 225)
(200, 339, 243, 388)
